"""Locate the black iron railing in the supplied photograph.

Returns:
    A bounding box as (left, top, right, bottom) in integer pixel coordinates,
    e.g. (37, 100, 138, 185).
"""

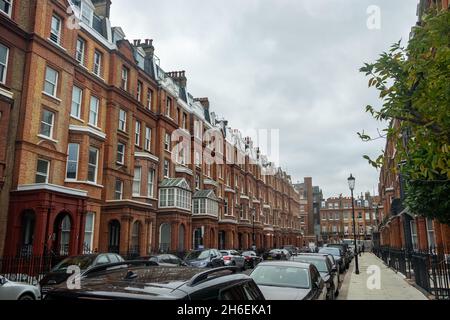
(373, 245, 450, 300)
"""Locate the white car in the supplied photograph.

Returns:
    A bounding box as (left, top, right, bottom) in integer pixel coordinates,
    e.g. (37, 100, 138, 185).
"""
(0, 275, 41, 300)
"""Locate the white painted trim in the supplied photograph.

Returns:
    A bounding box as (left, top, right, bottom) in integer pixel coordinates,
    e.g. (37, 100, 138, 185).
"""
(64, 179, 104, 189)
(41, 91, 62, 102)
(47, 38, 67, 52)
(224, 187, 235, 194)
(135, 152, 159, 162)
(175, 165, 193, 176)
(37, 134, 59, 144)
(69, 124, 106, 140)
(240, 194, 250, 200)
(0, 86, 13, 99)
(17, 183, 87, 197)
(105, 199, 153, 208)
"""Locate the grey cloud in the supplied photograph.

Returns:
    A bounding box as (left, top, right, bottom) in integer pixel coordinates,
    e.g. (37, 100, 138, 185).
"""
(110, 0, 418, 198)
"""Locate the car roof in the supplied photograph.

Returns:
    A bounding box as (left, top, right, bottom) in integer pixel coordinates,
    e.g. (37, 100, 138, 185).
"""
(257, 261, 311, 269)
(48, 265, 250, 300)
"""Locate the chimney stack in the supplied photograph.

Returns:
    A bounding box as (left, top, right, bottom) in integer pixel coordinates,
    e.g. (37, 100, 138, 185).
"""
(91, 0, 112, 19)
(135, 39, 154, 58)
(194, 97, 210, 110)
(167, 70, 187, 88)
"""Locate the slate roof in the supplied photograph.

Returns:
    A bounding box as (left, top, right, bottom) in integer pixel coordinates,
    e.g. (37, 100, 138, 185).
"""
(159, 178, 191, 191)
(193, 190, 219, 201)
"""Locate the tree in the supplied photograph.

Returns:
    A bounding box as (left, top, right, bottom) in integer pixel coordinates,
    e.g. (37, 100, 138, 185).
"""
(359, 9, 450, 224)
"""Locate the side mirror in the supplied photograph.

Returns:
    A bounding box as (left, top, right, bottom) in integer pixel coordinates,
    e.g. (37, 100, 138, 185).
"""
(331, 266, 337, 273)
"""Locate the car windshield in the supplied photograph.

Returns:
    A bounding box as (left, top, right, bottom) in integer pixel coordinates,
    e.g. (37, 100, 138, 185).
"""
(242, 251, 255, 256)
(186, 250, 210, 260)
(319, 248, 341, 256)
(292, 257, 328, 273)
(220, 251, 229, 256)
(251, 265, 310, 289)
(52, 256, 96, 272)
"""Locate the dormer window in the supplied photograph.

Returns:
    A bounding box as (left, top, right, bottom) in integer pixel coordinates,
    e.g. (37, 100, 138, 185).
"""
(81, 2, 93, 26)
(0, 0, 12, 17)
(50, 15, 62, 45)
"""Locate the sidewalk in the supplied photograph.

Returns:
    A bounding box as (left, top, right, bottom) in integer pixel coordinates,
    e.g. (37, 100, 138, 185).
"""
(339, 253, 428, 300)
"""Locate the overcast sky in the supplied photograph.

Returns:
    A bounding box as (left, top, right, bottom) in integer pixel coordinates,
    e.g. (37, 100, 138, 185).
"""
(110, 0, 419, 198)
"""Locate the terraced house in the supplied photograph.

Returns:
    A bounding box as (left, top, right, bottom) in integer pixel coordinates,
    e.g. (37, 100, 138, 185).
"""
(0, 0, 303, 258)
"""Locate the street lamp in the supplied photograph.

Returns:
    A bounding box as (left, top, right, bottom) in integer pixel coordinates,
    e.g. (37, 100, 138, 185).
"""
(348, 174, 360, 275)
(252, 208, 256, 250)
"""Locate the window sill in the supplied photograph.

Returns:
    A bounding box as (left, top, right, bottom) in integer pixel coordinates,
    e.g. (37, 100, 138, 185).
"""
(65, 180, 104, 188)
(42, 91, 62, 103)
(37, 134, 58, 144)
(92, 72, 105, 82)
(70, 115, 84, 123)
(116, 162, 125, 166)
(87, 123, 103, 132)
(48, 39, 67, 52)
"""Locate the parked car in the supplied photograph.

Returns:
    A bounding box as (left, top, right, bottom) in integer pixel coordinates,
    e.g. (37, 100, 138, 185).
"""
(44, 263, 265, 301)
(326, 243, 351, 268)
(249, 261, 327, 300)
(298, 246, 313, 253)
(321, 253, 341, 284)
(185, 249, 224, 268)
(283, 245, 298, 256)
(291, 254, 339, 299)
(39, 253, 124, 296)
(220, 250, 246, 270)
(140, 254, 187, 267)
(241, 251, 263, 269)
(0, 275, 41, 300)
(262, 249, 288, 261)
(318, 247, 345, 273)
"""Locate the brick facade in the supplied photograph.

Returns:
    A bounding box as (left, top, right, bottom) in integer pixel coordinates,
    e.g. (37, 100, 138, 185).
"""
(0, 0, 303, 257)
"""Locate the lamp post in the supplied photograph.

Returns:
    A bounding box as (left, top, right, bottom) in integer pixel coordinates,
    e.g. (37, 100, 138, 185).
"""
(252, 208, 256, 250)
(348, 174, 360, 275)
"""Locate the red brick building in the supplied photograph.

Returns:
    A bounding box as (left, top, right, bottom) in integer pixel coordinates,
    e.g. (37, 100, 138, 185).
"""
(0, 0, 303, 258)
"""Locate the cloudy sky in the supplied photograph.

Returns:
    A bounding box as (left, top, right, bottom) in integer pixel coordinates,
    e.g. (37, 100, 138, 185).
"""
(110, 0, 419, 198)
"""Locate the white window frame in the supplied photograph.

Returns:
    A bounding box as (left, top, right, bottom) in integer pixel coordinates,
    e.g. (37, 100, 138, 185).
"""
(83, 212, 95, 252)
(118, 109, 126, 132)
(133, 167, 141, 196)
(0, 0, 12, 17)
(81, 3, 93, 26)
(164, 133, 171, 151)
(40, 109, 55, 138)
(145, 127, 151, 151)
(163, 160, 170, 178)
(87, 147, 99, 183)
(410, 220, 418, 251)
(89, 96, 99, 127)
(93, 50, 102, 76)
(147, 169, 155, 198)
(50, 14, 62, 45)
(135, 121, 141, 147)
(66, 143, 79, 180)
(166, 97, 171, 117)
(75, 37, 85, 65)
(44, 66, 58, 97)
(71, 86, 83, 119)
(36, 159, 50, 183)
(115, 179, 123, 200)
(147, 89, 152, 109)
(426, 218, 435, 248)
(117, 142, 125, 165)
(137, 81, 142, 102)
(121, 66, 128, 91)
(0, 43, 8, 84)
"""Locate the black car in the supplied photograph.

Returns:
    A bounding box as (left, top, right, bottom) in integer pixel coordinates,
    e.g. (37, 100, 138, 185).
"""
(44, 263, 265, 301)
(140, 254, 187, 267)
(326, 243, 351, 269)
(39, 253, 124, 295)
(185, 249, 224, 268)
(250, 261, 327, 300)
(262, 249, 288, 261)
(241, 251, 263, 268)
(291, 254, 339, 299)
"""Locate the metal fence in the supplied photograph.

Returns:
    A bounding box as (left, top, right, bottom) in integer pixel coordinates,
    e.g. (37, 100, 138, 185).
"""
(374, 246, 450, 300)
(0, 255, 68, 285)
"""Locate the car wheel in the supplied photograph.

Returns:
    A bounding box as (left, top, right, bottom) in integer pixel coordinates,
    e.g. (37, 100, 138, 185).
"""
(18, 294, 35, 301)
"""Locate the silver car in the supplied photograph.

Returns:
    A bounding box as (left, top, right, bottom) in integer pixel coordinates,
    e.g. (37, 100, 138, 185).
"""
(220, 250, 246, 270)
(250, 261, 328, 300)
(0, 275, 41, 300)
